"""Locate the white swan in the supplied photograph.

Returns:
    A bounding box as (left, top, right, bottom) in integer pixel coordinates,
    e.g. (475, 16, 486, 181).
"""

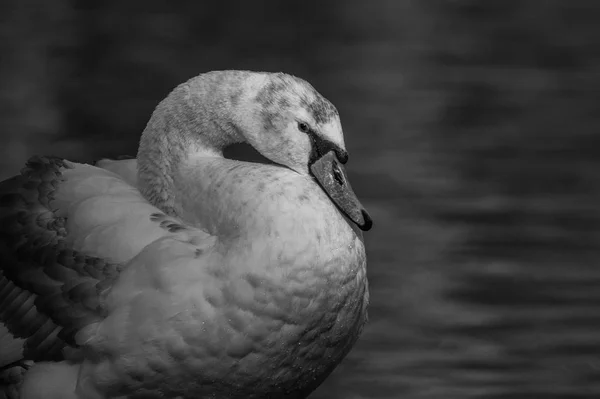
(0, 70, 372, 399)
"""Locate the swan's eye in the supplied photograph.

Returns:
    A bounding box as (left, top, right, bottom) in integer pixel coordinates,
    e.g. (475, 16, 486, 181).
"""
(297, 122, 310, 133)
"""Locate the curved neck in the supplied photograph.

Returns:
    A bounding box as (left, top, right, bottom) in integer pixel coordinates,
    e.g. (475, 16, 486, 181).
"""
(173, 156, 365, 278)
(136, 71, 265, 215)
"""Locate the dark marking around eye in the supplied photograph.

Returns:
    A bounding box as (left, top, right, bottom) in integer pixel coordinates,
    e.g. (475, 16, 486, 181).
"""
(307, 132, 347, 166)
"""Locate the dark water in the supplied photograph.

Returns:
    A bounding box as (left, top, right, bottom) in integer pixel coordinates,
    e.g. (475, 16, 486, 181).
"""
(1, 1, 599, 398)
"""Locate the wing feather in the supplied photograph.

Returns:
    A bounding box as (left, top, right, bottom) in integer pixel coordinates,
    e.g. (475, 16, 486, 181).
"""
(0, 158, 117, 363)
(0, 157, 138, 367)
(94, 158, 138, 187)
(0, 155, 213, 377)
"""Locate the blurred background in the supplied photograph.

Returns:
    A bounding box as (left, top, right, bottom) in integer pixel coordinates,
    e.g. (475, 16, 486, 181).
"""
(1, 0, 600, 397)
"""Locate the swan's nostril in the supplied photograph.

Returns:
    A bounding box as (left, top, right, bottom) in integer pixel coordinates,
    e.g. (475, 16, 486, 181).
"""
(332, 162, 345, 186)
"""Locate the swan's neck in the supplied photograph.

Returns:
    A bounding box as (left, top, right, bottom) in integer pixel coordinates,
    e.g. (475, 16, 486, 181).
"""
(136, 71, 265, 216)
(173, 157, 365, 277)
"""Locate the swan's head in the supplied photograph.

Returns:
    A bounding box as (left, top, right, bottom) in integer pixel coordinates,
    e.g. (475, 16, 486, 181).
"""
(235, 72, 372, 231)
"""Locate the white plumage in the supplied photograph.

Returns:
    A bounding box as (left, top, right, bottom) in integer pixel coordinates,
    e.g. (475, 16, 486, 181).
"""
(0, 70, 371, 399)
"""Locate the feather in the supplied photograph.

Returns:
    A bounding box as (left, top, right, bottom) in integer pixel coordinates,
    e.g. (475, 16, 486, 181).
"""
(0, 70, 370, 399)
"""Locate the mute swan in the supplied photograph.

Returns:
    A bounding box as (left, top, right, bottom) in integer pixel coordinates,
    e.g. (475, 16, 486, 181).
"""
(0, 70, 372, 399)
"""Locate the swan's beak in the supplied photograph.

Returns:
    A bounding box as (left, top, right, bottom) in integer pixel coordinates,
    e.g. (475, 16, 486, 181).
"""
(310, 151, 373, 231)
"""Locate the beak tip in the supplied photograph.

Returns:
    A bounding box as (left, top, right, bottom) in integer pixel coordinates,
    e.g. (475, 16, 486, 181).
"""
(359, 209, 373, 231)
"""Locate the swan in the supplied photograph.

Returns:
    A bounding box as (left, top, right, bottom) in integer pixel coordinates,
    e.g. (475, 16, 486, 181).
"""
(0, 70, 372, 399)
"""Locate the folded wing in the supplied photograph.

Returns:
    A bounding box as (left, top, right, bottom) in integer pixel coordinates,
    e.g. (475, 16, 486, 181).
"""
(0, 156, 211, 370)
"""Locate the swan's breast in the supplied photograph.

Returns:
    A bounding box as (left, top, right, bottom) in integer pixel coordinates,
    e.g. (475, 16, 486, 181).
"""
(125, 157, 370, 395)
